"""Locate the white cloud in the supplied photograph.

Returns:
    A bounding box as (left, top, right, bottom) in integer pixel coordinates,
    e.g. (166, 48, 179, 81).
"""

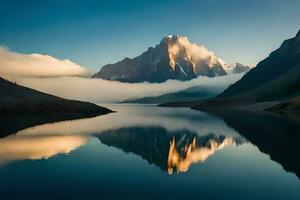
(15, 74, 243, 103)
(0, 47, 87, 78)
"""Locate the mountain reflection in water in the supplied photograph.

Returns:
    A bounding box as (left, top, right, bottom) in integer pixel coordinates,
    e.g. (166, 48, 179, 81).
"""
(96, 126, 245, 173)
(0, 105, 300, 200)
(168, 136, 239, 174)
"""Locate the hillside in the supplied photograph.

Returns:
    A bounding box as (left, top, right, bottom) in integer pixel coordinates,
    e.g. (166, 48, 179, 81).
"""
(0, 77, 112, 115)
(219, 29, 300, 101)
(187, 29, 300, 111)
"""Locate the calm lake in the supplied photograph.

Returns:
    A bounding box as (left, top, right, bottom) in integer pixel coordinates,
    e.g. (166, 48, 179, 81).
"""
(0, 104, 300, 200)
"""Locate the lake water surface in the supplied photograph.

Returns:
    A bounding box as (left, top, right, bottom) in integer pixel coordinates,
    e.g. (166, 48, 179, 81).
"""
(0, 104, 299, 199)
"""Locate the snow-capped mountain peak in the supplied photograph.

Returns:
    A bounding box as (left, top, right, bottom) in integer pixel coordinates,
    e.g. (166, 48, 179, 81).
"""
(92, 35, 236, 83)
(161, 35, 226, 75)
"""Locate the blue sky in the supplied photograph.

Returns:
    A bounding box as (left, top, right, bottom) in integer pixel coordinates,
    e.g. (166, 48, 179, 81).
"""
(1, 0, 300, 72)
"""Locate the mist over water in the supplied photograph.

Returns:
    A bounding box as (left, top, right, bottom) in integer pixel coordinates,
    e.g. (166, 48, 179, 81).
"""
(15, 74, 243, 103)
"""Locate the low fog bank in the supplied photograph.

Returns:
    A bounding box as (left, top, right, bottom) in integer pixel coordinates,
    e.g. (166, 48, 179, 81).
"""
(15, 74, 243, 103)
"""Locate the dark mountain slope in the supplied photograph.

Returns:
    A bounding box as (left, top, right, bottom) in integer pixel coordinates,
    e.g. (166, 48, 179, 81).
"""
(0, 77, 112, 115)
(219, 29, 300, 101)
(184, 29, 300, 111)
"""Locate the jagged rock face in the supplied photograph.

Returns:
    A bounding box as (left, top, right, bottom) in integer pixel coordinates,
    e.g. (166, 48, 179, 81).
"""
(232, 63, 250, 74)
(92, 35, 227, 83)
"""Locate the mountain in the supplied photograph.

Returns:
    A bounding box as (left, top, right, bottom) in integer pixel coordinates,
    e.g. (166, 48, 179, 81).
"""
(92, 35, 227, 83)
(0, 77, 112, 115)
(232, 63, 250, 74)
(184, 29, 300, 111)
(223, 62, 250, 74)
